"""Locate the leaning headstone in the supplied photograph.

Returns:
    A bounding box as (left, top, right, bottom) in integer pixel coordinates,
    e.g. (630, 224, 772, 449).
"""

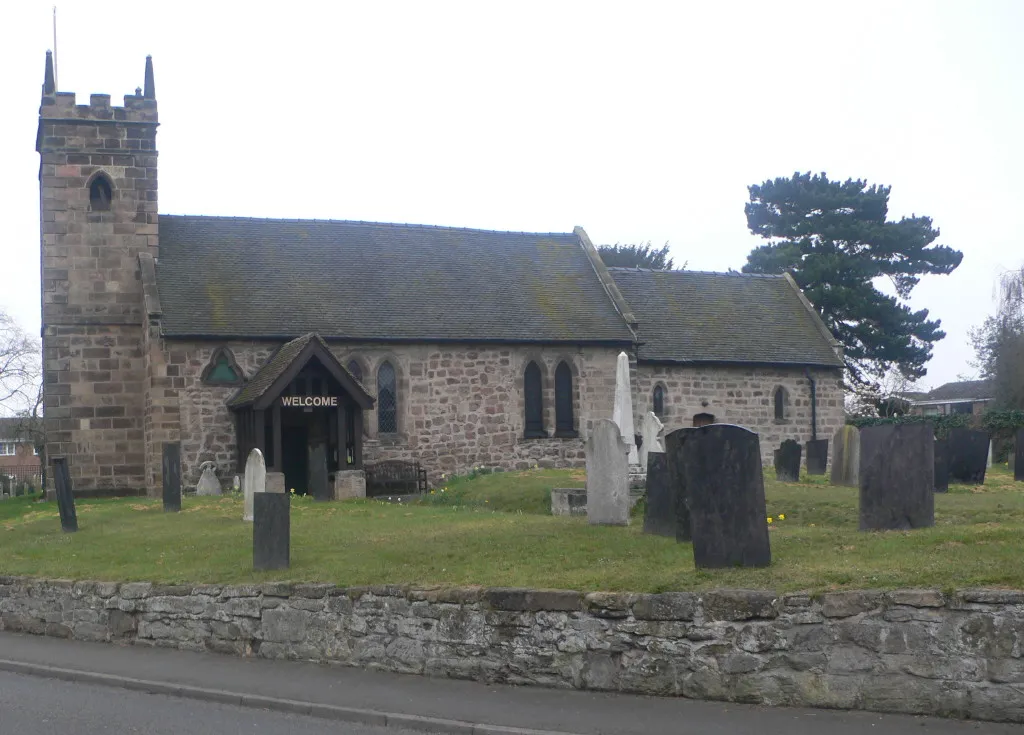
(664, 427, 696, 542)
(859, 423, 934, 531)
(51, 457, 78, 533)
(676, 424, 771, 568)
(586, 418, 630, 526)
(639, 412, 665, 474)
(196, 462, 221, 496)
(947, 428, 989, 484)
(830, 426, 860, 487)
(611, 352, 639, 466)
(774, 439, 801, 482)
(243, 448, 266, 522)
(1015, 429, 1024, 482)
(162, 442, 182, 513)
(934, 437, 950, 493)
(253, 492, 290, 570)
(309, 443, 330, 501)
(805, 439, 828, 475)
(642, 452, 675, 537)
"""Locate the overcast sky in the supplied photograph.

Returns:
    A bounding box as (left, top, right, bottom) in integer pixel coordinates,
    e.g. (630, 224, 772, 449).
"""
(2, 0, 1021, 392)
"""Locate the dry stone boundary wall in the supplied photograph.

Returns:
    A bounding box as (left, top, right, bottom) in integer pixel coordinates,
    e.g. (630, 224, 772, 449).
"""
(2, 577, 1023, 723)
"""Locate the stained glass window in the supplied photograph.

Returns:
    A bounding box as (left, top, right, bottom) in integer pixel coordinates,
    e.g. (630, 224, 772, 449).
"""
(377, 361, 397, 434)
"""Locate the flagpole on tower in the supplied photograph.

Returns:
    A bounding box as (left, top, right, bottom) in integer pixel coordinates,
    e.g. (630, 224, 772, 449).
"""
(52, 6, 58, 89)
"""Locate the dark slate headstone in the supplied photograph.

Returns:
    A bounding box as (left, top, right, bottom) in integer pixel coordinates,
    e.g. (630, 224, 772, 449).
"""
(676, 424, 771, 568)
(642, 452, 674, 538)
(664, 428, 696, 542)
(859, 423, 934, 531)
(309, 443, 330, 501)
(806, 439, 829, 475)
(774, 439, 801, 482)
(1015, 429, 1023, 483)
(162, 442, 182, 513)
(253, 492, 290, 570)
(947, 428, 989, 484)
(51, 457, 78, 533)
(933, 438, 949, 493)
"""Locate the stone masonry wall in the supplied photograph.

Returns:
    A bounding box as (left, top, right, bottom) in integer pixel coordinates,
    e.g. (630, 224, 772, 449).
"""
(634, 365, 845, 467)
(40, 87, 158, 494)
(2, 578, 1023, 723)
(164, 340, 622, 489)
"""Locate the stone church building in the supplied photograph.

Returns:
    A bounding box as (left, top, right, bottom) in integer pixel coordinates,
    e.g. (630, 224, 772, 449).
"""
(37, 55, 845, 496)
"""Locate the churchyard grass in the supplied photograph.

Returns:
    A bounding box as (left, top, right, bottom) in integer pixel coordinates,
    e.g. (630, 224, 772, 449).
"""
(0, 466, 1022, 593)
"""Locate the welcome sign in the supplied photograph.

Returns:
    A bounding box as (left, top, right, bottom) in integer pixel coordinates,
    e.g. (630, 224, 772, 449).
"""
(281, 396, 338, 408)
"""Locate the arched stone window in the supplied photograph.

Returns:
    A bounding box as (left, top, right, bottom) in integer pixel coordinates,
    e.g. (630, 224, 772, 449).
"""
(377, 361, 398, 434)
(201, 347, 242, 386)
(347, 359, 364, 384)
(774, 386, 787, 421)
(88, 173, 113, 212)
(693, 412, 715, 428)
(524, 361, 545, 438)
(554, 361, 576, 437)
(652, 384, 666, 418)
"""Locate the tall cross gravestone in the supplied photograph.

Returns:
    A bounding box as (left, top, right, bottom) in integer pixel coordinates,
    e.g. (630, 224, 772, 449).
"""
(243, 448, 266, 522)
(934, 437, 950, 493)
(774, 439, 801, 482)
(1016, 429, 1024, 483)
(162, 442, 182, 513)
(830, 426, 859, 487)
(805, 439, 828, 475)
(676, 424, 771, 568)
(586, 418, 630, 526)
(664, 427, 696, 542)
(947, 428, 989, 484)
(639, 411, 664, 474)
(51, 457, 78, 533)
(642, 452, 674, 537)
(859, 423, 934, 531)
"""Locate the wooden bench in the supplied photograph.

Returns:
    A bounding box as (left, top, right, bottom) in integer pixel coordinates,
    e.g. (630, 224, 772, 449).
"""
(364, 460, 427, 497)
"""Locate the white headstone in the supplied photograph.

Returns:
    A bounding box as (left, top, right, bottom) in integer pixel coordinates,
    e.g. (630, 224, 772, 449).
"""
(243, 448, 266, 522)
(611, 351, 639, 465)
(586, 418, 631, 526)
(639, 411, 665, 473)
(987, 440, 993, 468)
(196, 462, 221, 496)
(233, 475, 241, 492)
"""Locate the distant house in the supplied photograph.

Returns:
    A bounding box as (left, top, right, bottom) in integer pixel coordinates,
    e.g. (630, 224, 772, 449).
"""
(0, 417, 41, 468)
(907, 380, 992, 417)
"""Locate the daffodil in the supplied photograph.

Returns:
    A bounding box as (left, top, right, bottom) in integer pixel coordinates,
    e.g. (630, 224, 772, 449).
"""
(767, 517, 774, 524)
(778, 513, 785, 521)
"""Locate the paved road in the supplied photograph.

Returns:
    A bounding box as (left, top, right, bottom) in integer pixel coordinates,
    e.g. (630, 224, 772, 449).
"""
(1, 631, 1021, 734)
(0, 670, 430, 735)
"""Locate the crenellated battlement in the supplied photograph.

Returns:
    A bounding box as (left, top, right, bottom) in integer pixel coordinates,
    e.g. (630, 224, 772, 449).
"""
(38, 52, 157, 127)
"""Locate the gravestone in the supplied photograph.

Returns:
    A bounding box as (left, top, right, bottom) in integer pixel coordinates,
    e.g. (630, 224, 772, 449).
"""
(805, 439, 828, 475)
(947, 428, 989, 484)
(675, 424, 771, 568)
(774, 439, 801, 482)
(586, 418, 630, 526)
(243, 448, 266, 522)
(162, 442, 182, 513)
(1016, 429, 1024, 482)
(830, 426, 860, 487)
(639, 412, 665, 474)
(551, 488, 587, 516)
(51, 457, 78, 533)
(934, 437, 950, 493)
(859, 423, 934, 531)
(642, 451, 675, 537)
(611, 352, 639, 466)
(309, 443, 330, 501)
(233, 475, 241, 493)
(987, 440, 993, 468)
(253, 492, 290, 570)
(196, 462, 221, 496)
(664, 427, 696, 542)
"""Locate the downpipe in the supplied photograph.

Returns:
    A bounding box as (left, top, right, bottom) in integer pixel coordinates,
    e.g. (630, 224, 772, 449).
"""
(804, 368, 817, 441)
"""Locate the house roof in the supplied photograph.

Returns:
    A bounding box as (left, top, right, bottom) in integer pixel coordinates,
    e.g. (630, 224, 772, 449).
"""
(228, 333, 374, 410)
(609, 269, 844, 367)
(916, 380, 992, 403)
(155, 216, 636, 344)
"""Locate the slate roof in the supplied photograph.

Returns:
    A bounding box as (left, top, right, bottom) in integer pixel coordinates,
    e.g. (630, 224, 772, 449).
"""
(156, 216, 635, 344)
(609, 269, 843, 367)
(918, 380, 992, 402)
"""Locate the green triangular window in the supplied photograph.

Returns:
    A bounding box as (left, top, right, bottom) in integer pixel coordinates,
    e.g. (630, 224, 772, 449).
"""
(204, 351, 241, 385)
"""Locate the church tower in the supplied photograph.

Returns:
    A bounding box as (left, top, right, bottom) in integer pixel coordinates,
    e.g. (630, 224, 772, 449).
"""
(38, 52, 158, 494)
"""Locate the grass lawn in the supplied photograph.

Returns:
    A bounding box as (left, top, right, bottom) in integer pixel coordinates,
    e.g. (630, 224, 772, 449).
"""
(0, 466, 1022, 594)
